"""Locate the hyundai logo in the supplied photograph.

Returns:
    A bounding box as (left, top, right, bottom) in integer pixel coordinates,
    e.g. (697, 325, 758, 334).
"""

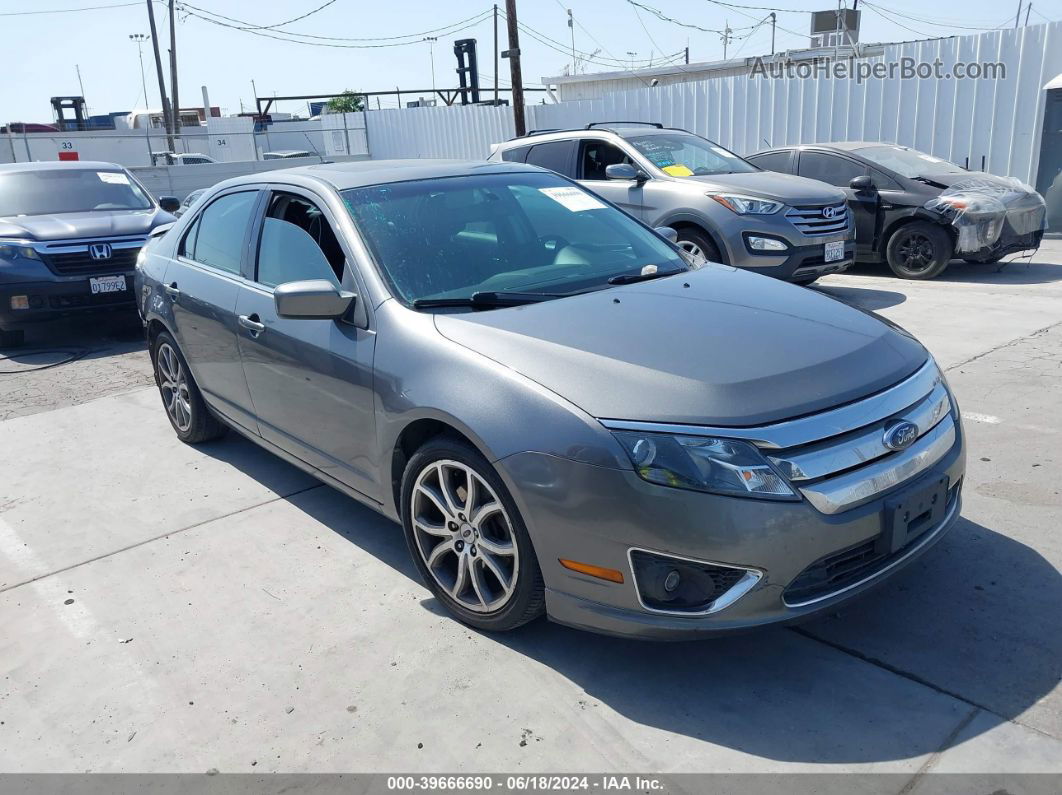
(822, 206, 836, 219)
(883, 420, 919, 451)
(89, 243, 113, 261)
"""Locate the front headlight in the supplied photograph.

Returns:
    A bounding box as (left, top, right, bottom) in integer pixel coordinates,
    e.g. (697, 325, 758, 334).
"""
(0, 241, 41, 262)
(707, 193, 782, 215)
(613, 431, 797, 499)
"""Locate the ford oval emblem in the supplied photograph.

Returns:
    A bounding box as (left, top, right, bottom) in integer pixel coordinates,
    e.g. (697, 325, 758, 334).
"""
(883, 420, 919, 451)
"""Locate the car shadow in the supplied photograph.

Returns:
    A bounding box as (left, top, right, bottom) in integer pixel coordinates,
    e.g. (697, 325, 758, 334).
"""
(812, 283, 907, 311)
(839, 255, 1062, 286)
(248, 471, 1061, 765)
(0, 311, 146, 357)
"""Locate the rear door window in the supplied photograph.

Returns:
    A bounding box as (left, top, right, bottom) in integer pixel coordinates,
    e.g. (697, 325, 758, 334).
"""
(185, 191, 258, 275)
(524, 141, 576, 176)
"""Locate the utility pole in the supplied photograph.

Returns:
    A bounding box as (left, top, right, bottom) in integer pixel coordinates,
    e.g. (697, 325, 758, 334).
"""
(503, 0, 525, 136)
(493, 4, 499, 103)
(769, 12, 776, 55)
(567, 9, 576, 76)
(145, 0, 174, 151)
(1025, 2, 1032, 24)
(721, 22, 732, 60)
(423, 37, 438, 94)
(129, 34, 149, 109)
(75, 65, 86, 103)
(168, 0, 181, 137)
(1014, 0, 1021, 28)
(684, 46, 689, 65)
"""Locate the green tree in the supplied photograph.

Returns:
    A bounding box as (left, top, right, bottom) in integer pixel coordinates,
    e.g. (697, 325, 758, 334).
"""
(327, 90, 365, 113)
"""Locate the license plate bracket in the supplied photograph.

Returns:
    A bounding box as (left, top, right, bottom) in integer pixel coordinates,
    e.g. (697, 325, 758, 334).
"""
(878, 475, 949, 555)
(824, 240, 845, 262)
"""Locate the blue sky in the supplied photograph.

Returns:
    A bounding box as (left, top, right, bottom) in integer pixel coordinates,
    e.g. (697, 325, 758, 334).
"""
(2, 0, 1056, 122)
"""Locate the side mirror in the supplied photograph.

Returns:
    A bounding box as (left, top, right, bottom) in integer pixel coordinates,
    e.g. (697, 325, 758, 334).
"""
(850, 175, 875, 192)
(655, 226, 679, 243)
(158, 195, 181, 213)
(605, 163, 647, 183)
(274, 279, 356, 319)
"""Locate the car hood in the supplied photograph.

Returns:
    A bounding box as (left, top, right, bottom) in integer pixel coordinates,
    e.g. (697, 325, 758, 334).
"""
(0, 208, 165, 241)
(683, 171, 846, 205)
(434, 267, 927, 426)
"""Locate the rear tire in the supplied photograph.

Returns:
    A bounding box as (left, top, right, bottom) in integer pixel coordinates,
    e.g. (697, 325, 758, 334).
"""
(0, 328, 25, 348)
(151, 331, 227, 444)
(400, 435, 545, 632)
(675, 228, 723, 266)
(885, 222, 953, 279)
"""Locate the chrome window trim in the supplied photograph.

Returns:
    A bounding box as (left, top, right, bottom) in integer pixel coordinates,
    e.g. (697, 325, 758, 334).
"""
(783, 491, 960, 608)
(767, 383, 951, 482)
(626, 547, 763, 617)
(797, 415, 956, 514)
(599, 359, 940, 450)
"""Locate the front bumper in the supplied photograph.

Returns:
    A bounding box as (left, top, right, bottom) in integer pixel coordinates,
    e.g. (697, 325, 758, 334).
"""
(726, 236, 856, 282)
(497, 426, 965, 640)
(0, 273, 137, 327)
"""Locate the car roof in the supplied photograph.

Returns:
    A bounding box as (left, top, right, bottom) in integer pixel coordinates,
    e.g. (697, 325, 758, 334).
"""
(222, 158, 549, 191)
(755, 142, 900, 154)
(497, 125, 686, 147)
(0, 160, 127, 174)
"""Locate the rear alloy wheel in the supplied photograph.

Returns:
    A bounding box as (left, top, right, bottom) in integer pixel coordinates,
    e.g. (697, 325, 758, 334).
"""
(675, 228, 722, 266)
(401, 437, 544, 631)
(152, 331, 226, 444)
(886, 222, 953, 280)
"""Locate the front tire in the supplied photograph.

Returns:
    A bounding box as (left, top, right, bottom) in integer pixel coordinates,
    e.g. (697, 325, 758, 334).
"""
(885, 222, 953, 279)
(400, 436, 544, 632)
(675, 228, 723, 266)
(151, 331, 227, 444)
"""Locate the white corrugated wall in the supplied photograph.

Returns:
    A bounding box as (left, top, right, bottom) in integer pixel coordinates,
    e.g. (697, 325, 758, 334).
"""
(361, 21, 1061, 186)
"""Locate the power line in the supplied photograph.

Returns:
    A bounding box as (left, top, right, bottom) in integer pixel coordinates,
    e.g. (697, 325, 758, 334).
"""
(864, 1, 1018, 32)
(626, 0, 755, 35)
(0, 1, 142, 15)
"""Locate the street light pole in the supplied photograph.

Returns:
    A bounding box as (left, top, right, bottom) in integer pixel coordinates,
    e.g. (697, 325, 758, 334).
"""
(423, 36, 438, 94)
(129, 34, 150, 109)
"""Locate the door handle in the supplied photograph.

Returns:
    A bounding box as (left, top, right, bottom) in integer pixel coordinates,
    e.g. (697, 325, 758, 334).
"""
(238, 314, 266, 335)
(164, 282, 180, 298)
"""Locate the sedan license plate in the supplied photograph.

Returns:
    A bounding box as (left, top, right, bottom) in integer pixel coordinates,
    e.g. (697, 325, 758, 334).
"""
(877, 475, 949, 555)
(824, 240, 846, 263)
(89, 274, 127, 295)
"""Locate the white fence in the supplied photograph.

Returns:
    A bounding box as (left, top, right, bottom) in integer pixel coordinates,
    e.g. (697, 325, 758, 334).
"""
(362, 21, 1062, 188)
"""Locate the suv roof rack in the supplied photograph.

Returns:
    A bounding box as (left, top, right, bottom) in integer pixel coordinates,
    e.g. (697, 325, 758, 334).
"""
(585, 121, 663, 129)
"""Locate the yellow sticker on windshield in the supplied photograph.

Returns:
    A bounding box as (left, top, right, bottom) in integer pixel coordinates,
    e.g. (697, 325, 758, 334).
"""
(662, 164, 694, 177)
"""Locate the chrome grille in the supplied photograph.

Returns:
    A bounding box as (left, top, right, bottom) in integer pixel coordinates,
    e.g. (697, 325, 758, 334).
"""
(786, 201, 849, 236)
(33, 236, 146, 277)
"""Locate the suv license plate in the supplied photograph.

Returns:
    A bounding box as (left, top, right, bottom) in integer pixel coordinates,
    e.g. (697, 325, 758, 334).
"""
(90, 275, 127, 294)
(878, 475, 949, 555)
(824, 240, 845, 262)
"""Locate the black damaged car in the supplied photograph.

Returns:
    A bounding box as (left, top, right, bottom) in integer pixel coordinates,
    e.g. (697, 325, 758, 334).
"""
(747, 142, 1047, 279)
(0, 161, 179, 347)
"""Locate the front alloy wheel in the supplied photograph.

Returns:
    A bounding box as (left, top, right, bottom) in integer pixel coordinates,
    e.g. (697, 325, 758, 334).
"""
(400, 437, 545, 631)
(411, 460, 519, 613)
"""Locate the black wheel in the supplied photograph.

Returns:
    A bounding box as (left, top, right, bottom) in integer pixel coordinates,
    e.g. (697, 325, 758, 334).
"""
(0, 328, 25, 348)
(962, 253, 1003, 264)
(400, 435, 545, 632)
(674, 228, 723, 266)
(885, 222, 953, 279)
(151, 331, 227, 444)
(791, 276, 818, 286)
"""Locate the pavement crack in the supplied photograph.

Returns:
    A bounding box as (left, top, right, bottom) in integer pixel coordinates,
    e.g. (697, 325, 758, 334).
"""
(0, 483, 325, 595)
(897, 706, 980, 795)
(944, 320, 1062, 372)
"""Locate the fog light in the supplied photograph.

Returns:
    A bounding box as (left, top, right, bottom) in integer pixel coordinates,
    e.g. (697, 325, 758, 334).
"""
(747, 235, 788, 252)
(663, 570, 681, 593)
(10, 295, 29, 310)
(630, 549, 755, 613)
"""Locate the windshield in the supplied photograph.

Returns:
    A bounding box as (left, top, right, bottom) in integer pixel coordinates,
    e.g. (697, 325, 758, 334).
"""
(624, 132, 758, 177)
(0, 168, 154, 217)
(856, 145, 966, 178)
(342, 171, 688, 309)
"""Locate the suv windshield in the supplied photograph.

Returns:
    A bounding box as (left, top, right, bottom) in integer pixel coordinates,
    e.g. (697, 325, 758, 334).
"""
(856, 145, 966, 178)
(624, 132, 758, 177)
(343, 171, 688, 308)
(0, 168, 154, 217)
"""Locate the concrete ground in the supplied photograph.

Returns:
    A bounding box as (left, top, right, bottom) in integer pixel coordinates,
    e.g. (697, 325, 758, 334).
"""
(0, 244, 1060, 778)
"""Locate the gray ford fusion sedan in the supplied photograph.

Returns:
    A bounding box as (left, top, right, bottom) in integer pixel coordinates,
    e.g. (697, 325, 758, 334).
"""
(135, 159, 965, 639)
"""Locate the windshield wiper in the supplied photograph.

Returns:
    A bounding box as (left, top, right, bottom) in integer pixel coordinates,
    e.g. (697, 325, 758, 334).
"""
(607, 268, 685, 286)
(412, 290, 565, 309)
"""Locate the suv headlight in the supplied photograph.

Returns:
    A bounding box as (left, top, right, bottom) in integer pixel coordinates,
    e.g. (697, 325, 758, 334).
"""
(0, 241, 41, 262)
(613, 431, 797, 499)
(707, 193, 782, 215)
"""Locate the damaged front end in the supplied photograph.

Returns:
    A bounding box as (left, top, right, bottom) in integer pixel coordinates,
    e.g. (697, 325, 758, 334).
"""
(924, 176, 1047, 259)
